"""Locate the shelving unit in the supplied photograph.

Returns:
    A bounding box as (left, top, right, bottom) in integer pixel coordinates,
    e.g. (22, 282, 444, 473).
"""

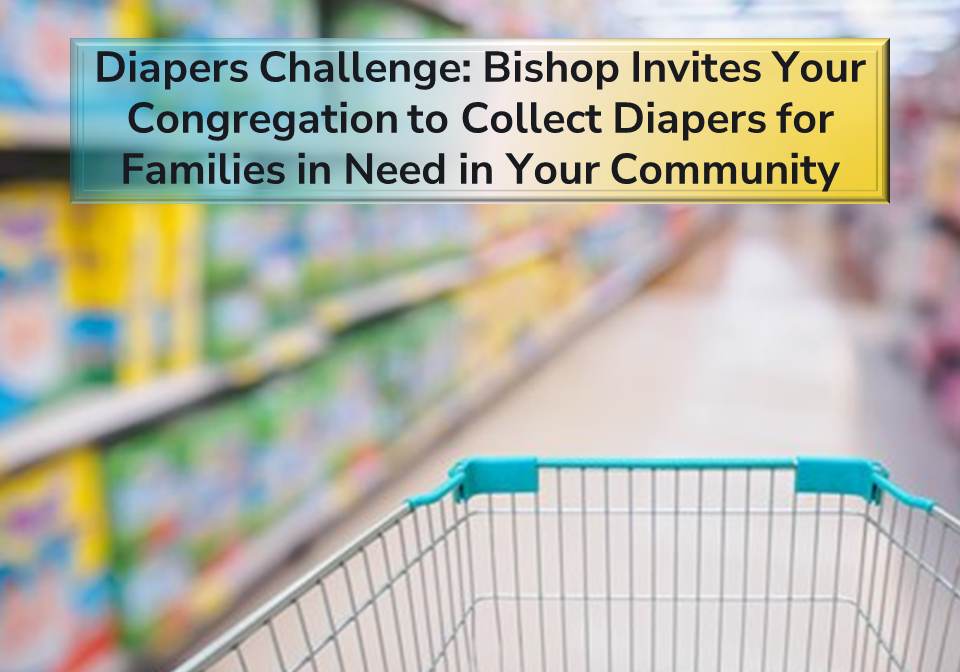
(0, 225, 559, 476)
(0, 112, 70, 149)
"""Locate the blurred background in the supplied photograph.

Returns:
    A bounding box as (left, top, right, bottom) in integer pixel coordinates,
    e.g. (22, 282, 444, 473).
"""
(3, 2, 960, 672)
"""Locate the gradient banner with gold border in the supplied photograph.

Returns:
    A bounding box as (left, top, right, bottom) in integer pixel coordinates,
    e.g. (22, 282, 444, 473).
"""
(71, 38, 888, 203)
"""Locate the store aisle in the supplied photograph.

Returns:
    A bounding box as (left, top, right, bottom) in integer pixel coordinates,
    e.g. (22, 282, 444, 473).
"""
(210, 208, 916, 642)
(451, 207, 860, 460)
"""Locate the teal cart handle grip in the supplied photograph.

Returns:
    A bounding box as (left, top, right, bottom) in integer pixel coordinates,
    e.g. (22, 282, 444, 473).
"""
(406, 455, 936, 512)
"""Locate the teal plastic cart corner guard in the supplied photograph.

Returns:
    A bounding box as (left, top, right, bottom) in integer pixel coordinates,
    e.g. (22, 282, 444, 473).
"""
(794, 457, 885, 505)
(406, 457, 540, 507)
(405, 456, 937, 512)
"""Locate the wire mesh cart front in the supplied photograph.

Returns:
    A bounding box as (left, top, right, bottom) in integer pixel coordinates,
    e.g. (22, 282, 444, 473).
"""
(172, 457, 960, 672)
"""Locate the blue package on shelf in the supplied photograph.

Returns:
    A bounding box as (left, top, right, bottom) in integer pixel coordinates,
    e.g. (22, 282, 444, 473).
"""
(0, 0, 115, 111)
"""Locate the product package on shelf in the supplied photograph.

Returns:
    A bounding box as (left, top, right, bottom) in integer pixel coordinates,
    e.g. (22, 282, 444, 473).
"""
(298, 205, 360, 298)
(150, 0, 317, 38)
(569, 205, 651, 279)
(326, 0, 465, 38)
(0, 449, 118, 672)
(252, 207, 305, 331)
(363, 299, 465, 442)
(0, 0, 146, 114)
(64, 204, 193, 386)
(399, 300, 466, 415)
(429, 204, 483, 261)
(361, 205, 476, 280)
(202, 205, 269, 362)
(455, 257, 579, 377)
(0, 184, 72, 426)
(246, 375, 329, 530)
(104, 429, 194, 652)
(105, 396, 263, 654)
(317, 337, 386, 500)
(156, 205, 202, 373)
(176, 403, 250, 572)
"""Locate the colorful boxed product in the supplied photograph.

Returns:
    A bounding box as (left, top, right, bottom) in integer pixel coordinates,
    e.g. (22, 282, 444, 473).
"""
(103, 430, 186, 564)
(0, 184, 71, 425)
(0, 449, 118, 672)
(203, 290, 267, 362)
(572, 217, 644, 278)
(203, 205, 260, 294)
(363, 316, 422, 440)
(327, 0, 463, 38)
(347, 206, 386, 283)
(103, 425, 196, 652)
(176, 402, 250, 570)
(63, 204, 161, 386)
(0, 0, 141, 111)
(252, 207, 304, 329)
(156, 204, 202, 373)
(299, 205, 360, 297)
(202, 205, 266, 361)
(150, 0, 316, 38)
(410, 301, 464, 406)
(366, 300, 464, 441)
(293, 358, 348, 495)
(110, 546, 194, 654)
(245, 376, 321, 531)
(317, 340, 385, 495)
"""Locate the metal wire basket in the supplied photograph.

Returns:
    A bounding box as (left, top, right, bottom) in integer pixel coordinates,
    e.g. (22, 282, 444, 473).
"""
(171, 456, 960, 672)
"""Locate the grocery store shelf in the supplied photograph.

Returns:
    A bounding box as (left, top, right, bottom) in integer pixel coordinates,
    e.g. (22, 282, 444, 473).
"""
(393, 0, 470, 29)
(187, 493, 337, 621)
(0, 328, 327, 477)
(222, 325, 327, 386)
(316, 226, 557, 330)
(391, 235, 683, 463)
(0, 229, 558, 477)
(0, 112, 70, 149)
(317, 257, 475, 329)
(135, 492, 341, 672)
(0, 369, 226, 477)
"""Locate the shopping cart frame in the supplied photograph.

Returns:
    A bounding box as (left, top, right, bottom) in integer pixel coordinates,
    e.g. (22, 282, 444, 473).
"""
(171, 456, 960, 672)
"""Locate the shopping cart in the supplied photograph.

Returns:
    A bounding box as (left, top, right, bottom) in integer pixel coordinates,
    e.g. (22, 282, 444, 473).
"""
(172, 457, 960, 672)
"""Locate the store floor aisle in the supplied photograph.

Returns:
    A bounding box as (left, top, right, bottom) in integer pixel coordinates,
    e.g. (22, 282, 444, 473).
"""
(448, 208, 860, 462)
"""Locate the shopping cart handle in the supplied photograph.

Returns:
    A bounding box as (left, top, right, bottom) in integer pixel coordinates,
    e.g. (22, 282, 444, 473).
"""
(406, 456, 937, 512)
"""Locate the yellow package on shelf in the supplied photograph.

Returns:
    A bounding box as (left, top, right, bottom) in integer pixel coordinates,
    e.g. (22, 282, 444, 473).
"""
(63, 204, 161, 385)
(157, 204, 202, 373)
(111, 0, 152, 37)
(455, 259, 562, 378)
(0, 448, 119, 672)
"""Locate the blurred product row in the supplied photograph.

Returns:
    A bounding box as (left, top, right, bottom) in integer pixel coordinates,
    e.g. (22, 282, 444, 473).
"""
(832, 46, 960, 440)
(0, 0, 603, 133)
(0, 193, 662, 425)
(0, 195, 713, 672)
